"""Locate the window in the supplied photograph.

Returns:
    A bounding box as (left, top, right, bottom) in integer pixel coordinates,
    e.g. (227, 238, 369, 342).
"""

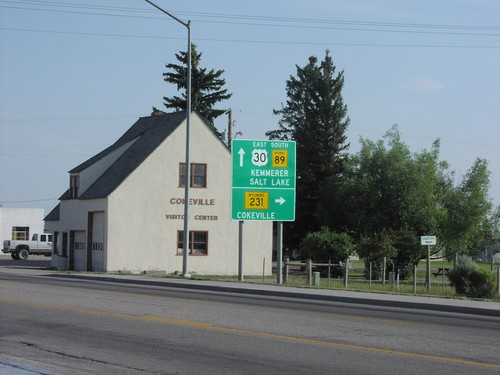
(179, 163, 207, 188)
(177, 231, 208, 255)
(75, 241, 86, 250)
(37, 234, 52, 242)
(92, 242, 104, 251)
(12, 227, 29, 240)
(70, 174, 79, 198)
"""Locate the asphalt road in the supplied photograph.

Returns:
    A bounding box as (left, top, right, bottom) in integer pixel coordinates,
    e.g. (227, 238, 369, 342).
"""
(1, 259, 500, 374)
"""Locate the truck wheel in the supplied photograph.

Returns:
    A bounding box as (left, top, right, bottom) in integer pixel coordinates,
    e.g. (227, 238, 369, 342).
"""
(11, 252, 19, 260)
(18, 249, 29, 260)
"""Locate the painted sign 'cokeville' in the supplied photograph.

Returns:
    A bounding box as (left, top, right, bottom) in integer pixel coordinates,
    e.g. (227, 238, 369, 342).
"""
(169, 198, 215, 206)
(166, 198, 218, 220)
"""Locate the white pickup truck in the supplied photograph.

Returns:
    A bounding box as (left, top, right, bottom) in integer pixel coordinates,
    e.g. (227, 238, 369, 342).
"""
(2, 233, 53, 260)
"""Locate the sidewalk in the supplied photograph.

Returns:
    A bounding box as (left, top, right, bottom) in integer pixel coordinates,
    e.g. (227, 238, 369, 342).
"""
(49, 271, 500, 318)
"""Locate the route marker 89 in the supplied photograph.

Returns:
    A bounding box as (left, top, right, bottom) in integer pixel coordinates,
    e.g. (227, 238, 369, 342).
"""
(272, 149, 288, 168)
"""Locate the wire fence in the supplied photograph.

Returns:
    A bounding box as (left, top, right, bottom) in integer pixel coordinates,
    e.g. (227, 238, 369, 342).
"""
(277, 258, 500, 296)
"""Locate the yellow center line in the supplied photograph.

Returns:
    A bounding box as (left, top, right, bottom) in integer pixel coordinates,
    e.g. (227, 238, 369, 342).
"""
(2, 296, 499, 370)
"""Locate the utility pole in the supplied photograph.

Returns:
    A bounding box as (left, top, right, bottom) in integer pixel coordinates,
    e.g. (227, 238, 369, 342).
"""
(228, 109, 232, 151)
(145, 0, 191, 277)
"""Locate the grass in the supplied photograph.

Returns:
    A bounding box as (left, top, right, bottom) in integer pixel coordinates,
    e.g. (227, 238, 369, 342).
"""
(110, 260, 500, 302)
(185, 260, 500, 302)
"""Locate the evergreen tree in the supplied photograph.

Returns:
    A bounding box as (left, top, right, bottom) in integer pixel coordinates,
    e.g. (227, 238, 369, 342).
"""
(267, 50, 350, 248)
(162, 44, 232, 129)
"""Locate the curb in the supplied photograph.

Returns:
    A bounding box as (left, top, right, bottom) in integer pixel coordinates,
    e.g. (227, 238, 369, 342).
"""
(46, 273, 500, 318)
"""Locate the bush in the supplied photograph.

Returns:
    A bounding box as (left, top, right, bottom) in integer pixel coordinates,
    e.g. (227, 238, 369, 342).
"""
(468, 269, 496, 299)
(300, 228, 354, 278)
(448, 255, 495, 298)
(448, 255, 476, 295)
(300, 227, 354, 263)
(357, 232, 397, 280)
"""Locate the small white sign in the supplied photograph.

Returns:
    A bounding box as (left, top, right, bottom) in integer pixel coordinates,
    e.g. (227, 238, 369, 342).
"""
(421, 236, 437, 245)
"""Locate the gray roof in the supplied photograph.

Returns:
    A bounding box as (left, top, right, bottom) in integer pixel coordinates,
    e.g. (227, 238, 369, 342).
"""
(44, 203, 60, 221)
(63, 111, 186, 200)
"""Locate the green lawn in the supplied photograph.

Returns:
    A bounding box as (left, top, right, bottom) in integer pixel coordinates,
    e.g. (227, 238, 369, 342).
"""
(172, 260, 500, 301)
(276, 259, 500, 300)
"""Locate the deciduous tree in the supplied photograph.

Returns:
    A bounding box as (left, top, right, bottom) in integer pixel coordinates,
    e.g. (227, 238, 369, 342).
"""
(319, 126, 493, 278)
(438, 158, 493, 256)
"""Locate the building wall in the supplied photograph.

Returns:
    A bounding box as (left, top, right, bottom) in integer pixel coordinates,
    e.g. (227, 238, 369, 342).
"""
(49, 198, 107, 269)
(0, 208, 45, 247)
(106, 115, 273, 275)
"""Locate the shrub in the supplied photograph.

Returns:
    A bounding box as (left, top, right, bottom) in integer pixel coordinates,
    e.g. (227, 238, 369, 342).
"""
(468, 269, 495, 299)
(300, 228, 354, 278)
(448, 255, 477, 295)
(300, 228, 354, 261)
(448, 255, 495, 298)
(357, 232, 397, 280)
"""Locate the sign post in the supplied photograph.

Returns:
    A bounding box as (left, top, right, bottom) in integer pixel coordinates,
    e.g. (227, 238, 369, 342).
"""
(421, 236, 437, 291)
(231, 139, 296, 283)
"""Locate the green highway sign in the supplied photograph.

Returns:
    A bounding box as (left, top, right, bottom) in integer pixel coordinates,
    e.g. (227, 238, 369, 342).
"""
(231, 139, 296, 221)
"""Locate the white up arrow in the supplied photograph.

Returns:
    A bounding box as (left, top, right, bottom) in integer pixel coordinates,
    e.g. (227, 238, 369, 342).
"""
(238, 148, 245, 167)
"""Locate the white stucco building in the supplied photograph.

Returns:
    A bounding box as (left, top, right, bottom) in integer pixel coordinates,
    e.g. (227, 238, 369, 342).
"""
(45, 111, 273, 275)
(0, 207, 45, 248)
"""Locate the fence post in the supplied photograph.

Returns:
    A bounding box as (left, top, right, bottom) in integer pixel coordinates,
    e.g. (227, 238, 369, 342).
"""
(413, 264, 417, 294)
(391, 263, 395, 290)
(343, 259, 348, 288)
(283, 257, 289, 284)
(497, 266, 499, 296)
(442, 263, 446, 288)
(369, 262, 372, 287)
(396, 269, 400, 291)
(426, 245, 431, 291)
(313, 271, 320, 287)
(328, 259, 331, 287)
(306, 259, 312, 286)
(382, 257, 386, 285)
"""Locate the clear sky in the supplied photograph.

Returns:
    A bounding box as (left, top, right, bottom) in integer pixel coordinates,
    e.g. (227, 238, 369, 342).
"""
(1, 0, 499, 216)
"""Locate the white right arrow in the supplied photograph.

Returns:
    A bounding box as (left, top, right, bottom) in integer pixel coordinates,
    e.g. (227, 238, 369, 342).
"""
(238, 148, 245, 167)
(275, 197, 286, 205)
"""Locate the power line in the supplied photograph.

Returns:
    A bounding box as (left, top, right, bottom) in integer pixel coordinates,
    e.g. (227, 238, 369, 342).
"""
(0, 0, 145, 14)
(1, 0, 500, 37)
(5, 0, 500, 31)
(0, 153, 90, 156)
(2, 27, 499, 49)
(0, 112, 145, 122)
(0, 198, 58, 204)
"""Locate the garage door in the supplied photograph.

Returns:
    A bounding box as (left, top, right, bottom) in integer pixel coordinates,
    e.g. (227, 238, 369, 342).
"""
(73, 231, 86, 271)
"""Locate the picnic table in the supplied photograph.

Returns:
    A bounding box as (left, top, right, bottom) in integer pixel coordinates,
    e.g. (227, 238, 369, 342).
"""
(433, 267, 450, 277)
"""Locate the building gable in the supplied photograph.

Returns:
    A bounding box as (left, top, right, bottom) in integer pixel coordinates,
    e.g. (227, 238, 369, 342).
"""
(66, 112, 188, 200)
